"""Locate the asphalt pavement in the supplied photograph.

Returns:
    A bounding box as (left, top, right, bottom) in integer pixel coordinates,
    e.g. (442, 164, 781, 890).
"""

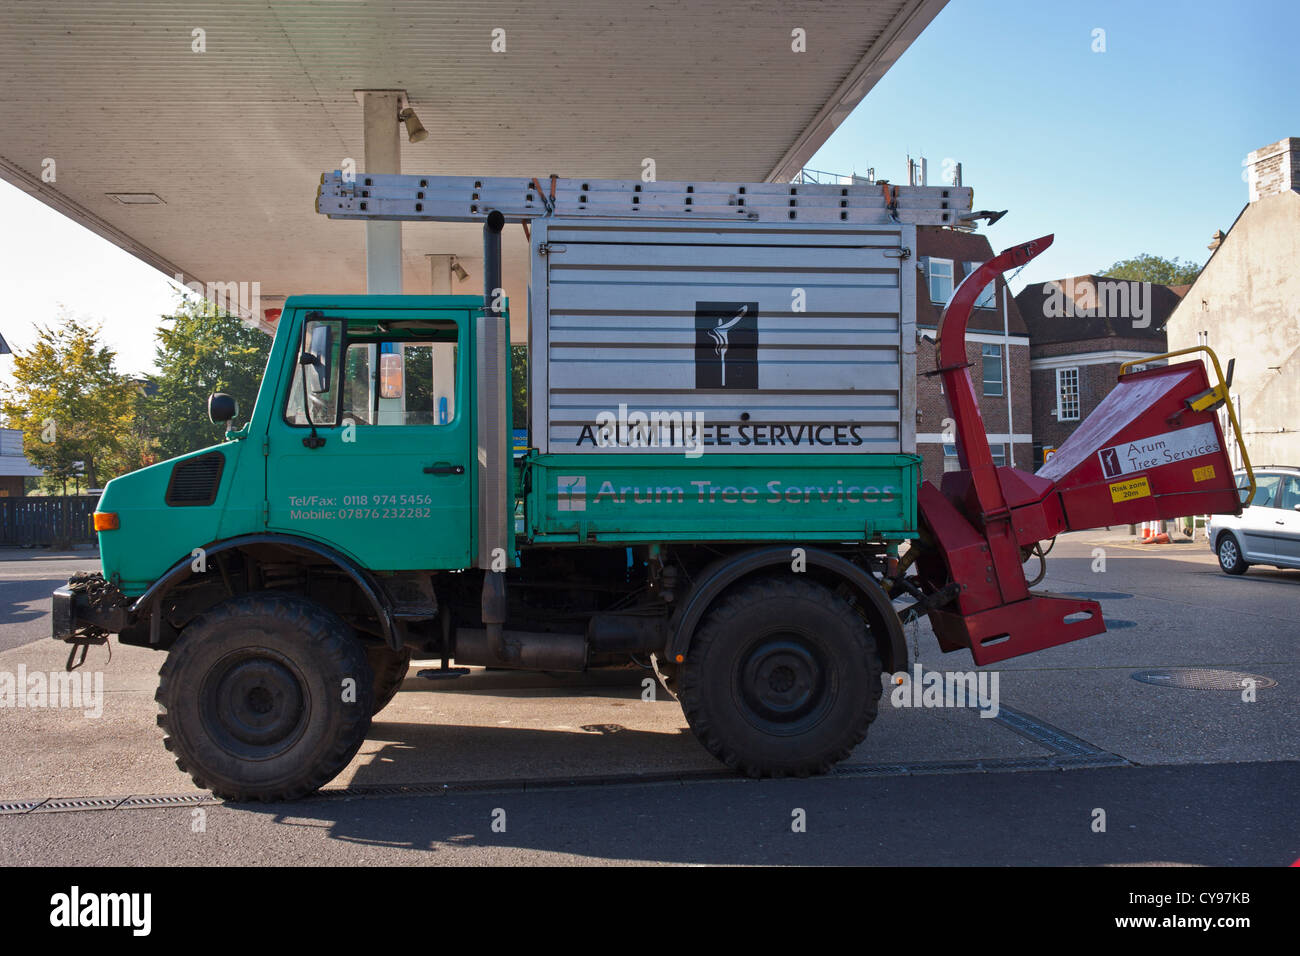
(0, 533, 1295, 865)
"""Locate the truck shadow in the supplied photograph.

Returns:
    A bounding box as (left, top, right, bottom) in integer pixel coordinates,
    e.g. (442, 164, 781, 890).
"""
(212, 742, 1300, 866)
(222, 720, 743, 864)
(0, 577, 69, 627)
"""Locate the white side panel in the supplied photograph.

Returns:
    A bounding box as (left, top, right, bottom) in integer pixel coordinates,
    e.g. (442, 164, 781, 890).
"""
(533, 218, 913, 455)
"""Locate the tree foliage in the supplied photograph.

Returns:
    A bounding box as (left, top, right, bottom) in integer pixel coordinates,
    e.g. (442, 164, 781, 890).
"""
(141, 298, 271, 461)
(1098, 254, 1201, 286)
(0, 315, 139, 491)
(511, 345, 527, 430)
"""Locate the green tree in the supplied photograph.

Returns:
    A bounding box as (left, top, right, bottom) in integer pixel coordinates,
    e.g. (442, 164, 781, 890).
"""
(1099, 253, 1201, 286)
(0, 315, 138, 492)
(142, 298, 272, 460)
(511, 345, 528, 430)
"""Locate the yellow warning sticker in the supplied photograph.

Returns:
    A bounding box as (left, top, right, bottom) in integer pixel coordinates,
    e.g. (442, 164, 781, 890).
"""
(1110, 476, 1152, 503)
(1192, 464, 1216, 483)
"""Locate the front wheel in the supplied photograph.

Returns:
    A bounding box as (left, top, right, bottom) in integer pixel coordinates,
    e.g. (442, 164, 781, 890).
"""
(678, 577, 882, 777)
(366, 644, 412, 716)
(156, 593, 374, 801)
(1217, 534, 1249, 575)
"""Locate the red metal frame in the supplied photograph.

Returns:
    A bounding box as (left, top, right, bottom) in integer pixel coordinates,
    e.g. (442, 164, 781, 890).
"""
(917, 235, 1243, 665)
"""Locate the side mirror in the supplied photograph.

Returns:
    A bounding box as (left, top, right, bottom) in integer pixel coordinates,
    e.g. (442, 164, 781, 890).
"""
(208, 392, 238, 424)
(306, 323, 334, 392)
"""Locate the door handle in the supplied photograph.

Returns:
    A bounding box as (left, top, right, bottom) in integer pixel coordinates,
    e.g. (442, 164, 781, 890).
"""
(424, 462, 464, 475)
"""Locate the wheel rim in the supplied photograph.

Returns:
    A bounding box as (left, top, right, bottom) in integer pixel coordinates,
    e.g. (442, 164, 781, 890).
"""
(1220, 538, 1238, 568)
(735, 633, 834, 735)
(200, 648, 310, 760)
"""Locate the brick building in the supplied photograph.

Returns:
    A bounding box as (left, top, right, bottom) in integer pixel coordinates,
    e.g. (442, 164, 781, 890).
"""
(914, 226, 1033, 482)
(1016, 277, 1184, 468)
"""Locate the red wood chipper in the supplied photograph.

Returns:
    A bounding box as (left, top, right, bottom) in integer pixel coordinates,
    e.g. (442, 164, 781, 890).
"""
(906, 235, 1254, 665)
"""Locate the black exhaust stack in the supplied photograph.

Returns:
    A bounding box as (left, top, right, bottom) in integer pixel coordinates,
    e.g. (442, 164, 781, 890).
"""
(480, 209, 511, 661)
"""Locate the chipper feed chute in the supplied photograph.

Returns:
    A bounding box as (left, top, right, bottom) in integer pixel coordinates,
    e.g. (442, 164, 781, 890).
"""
(910, 235, 1252, 665)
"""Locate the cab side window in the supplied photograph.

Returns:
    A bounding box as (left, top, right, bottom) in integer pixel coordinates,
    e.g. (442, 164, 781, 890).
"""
(341, 333, 458, 427)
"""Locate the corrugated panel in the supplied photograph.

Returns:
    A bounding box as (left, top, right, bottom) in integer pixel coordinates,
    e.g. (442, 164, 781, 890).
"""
(0, 0, 942, 319)
(533, 219, 913, 455)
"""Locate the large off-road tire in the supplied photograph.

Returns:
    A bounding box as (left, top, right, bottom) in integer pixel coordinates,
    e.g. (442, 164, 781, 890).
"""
(156, 592, 374, 801)
(1216, 532, 1250, 575)
(679, 576, 882, 778)
(366, 644, 412, 716)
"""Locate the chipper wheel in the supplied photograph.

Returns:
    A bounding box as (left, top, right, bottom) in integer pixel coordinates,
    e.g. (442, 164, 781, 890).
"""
(156, 593, 374, 801)
(678, 576, 882, 777)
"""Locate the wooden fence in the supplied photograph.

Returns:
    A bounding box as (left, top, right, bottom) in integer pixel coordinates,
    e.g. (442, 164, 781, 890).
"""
(0, 496, 100, 547)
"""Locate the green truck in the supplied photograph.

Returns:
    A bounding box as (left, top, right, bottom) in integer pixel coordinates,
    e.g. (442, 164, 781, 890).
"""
(54, 174, 1244, 800)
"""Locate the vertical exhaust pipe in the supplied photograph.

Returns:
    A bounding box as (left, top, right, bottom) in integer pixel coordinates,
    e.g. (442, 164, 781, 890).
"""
(483, 209, 505, 318)
(478, 210, 511, 659)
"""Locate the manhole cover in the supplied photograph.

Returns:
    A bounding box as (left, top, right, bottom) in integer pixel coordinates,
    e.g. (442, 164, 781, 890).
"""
(1132, 668, 1277, 691)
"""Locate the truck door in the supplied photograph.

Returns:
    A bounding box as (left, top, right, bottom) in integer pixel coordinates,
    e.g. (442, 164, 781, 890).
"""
(265, 310, 474, 571)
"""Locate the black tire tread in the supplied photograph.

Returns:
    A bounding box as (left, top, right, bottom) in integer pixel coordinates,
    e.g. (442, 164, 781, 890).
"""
(367, 644, 412, 715)
(156, 592, 373, 802)
(678, 576, 882, 778)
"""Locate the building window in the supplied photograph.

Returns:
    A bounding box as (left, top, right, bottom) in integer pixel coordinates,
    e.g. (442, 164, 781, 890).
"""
(1056, 367, 1080, 421)
(942, 443, 959, 472)
(922, 257, 953, 304)
(981, 343, 1003, 396)
(965, 261, 997, 309)
(990, 443, 1006, 467)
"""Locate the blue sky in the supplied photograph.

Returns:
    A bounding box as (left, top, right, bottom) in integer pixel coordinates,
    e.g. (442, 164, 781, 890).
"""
(808, 0, 1296, 292)
(2, 0, 1295, 379)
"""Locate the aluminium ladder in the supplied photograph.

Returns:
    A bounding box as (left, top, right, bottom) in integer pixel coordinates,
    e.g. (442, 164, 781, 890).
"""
(316, 171, 974, 227)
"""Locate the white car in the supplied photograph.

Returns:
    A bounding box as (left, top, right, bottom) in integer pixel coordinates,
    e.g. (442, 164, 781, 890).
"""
(1207, 467, 1300, 575)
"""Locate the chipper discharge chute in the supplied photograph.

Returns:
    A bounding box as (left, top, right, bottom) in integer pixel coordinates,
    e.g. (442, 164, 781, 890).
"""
(909, 235, 1253, 665)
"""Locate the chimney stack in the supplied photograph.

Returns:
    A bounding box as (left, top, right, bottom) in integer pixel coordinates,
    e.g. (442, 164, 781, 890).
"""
(1245, 137, 1300, 202)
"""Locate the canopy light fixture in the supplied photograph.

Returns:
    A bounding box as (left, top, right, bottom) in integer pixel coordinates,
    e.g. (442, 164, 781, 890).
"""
(399, 107, 428, 144)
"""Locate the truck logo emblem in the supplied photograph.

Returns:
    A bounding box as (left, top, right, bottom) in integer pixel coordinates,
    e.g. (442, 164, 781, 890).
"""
(557, 475, 586, 511)
(695, 301, 757, 390)
(1099, 448, 1122, 478)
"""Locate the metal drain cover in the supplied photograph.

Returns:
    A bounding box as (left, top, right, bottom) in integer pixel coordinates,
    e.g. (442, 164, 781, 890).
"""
(1132, 668, 1278, 691)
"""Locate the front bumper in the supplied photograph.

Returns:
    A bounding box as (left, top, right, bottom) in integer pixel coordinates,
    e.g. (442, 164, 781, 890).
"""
(51, 572, 131, 643)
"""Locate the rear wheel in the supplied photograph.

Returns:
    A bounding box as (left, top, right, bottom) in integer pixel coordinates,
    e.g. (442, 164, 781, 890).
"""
(1217, 533, 1249, 575)
(679, 577, 882, 777)
(156, 592, 374, 801)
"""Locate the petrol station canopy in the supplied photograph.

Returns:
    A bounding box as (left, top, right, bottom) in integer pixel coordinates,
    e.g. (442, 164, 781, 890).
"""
(0, 0, 947, 334)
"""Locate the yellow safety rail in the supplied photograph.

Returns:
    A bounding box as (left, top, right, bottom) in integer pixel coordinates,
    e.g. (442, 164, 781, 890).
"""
(1119, 346, 1255, 507)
